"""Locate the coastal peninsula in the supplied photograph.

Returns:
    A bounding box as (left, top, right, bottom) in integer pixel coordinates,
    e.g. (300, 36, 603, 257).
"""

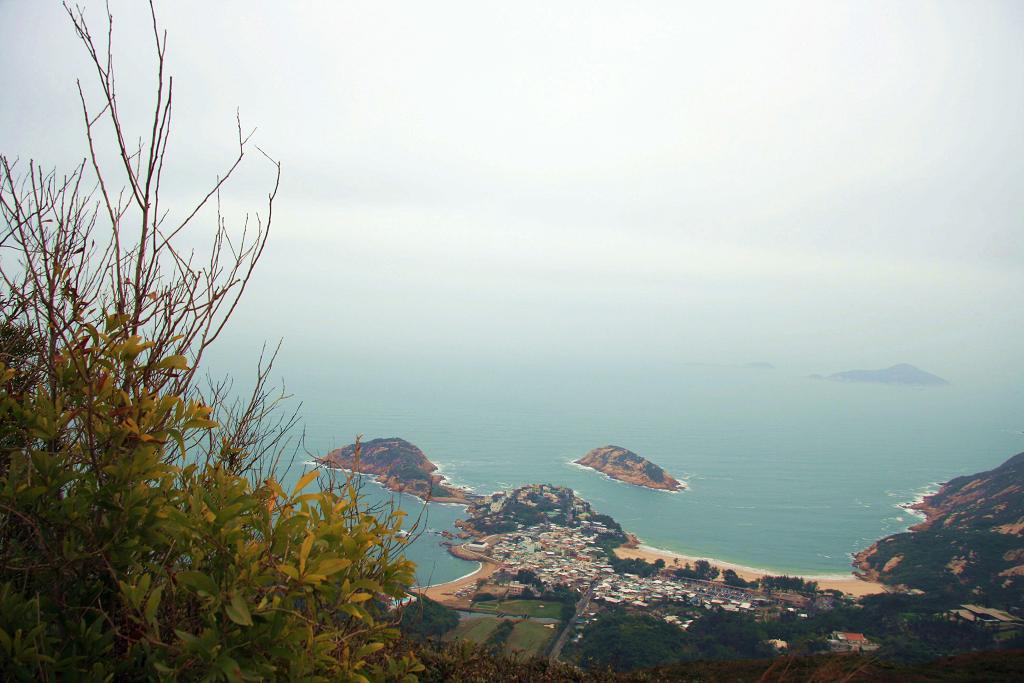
(575, 445, 684, 491)
(421, 483, 884, 614)
(318, 437, 476, 504)
(853, 451, 1023, 603)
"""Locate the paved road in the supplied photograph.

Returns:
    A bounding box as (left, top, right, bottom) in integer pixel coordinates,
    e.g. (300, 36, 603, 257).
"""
(548, 584, 594, 662)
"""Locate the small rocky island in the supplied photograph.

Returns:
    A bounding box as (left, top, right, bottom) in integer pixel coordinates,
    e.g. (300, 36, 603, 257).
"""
(820, 363, 948, 386)
(575, 445, 684, 491)
(318, 437, 476, 504)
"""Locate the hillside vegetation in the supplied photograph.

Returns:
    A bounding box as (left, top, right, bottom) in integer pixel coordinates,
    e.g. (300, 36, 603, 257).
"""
(855, 452, 1023, 604)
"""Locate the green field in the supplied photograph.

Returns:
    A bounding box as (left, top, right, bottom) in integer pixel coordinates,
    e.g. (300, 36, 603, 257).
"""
(507, 620, 557, 657)
(471, 599, 565, 619)
(449, 616, 501, 644)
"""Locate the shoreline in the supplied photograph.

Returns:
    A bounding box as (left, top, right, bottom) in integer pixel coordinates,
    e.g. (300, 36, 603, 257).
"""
(418, 535, 887, 608)
(413, 557, 498, 606)
(896, 482, 944, 525)
(615, 544, 887, 597)
(312, 458, 894, 598)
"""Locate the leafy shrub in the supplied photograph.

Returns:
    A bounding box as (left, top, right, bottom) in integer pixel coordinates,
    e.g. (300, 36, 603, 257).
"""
(672, 560, 720, 581)
(759, 575, 818, 593)
(0, 322, 421, 681)
(0, 5, 421, 679)
(722, 569, 754, 588)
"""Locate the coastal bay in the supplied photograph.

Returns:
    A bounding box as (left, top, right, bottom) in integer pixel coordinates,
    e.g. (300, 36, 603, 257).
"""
(412, 530, 888, 603)
(278, 360, 1024, 587)
(416, 561, 498, 607)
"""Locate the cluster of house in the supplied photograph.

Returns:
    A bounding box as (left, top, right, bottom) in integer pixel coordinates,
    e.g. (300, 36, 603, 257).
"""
(466, 483, 593, 531)
(827, 631, 880, 653)
(486, 522, 617, 588)
(475, 522, 795, 620)
(593, 573, 769, 615)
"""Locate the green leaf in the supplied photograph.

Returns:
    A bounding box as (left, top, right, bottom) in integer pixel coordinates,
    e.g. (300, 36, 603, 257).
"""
(314, 558, 351, 576)
(176, 571, 217, 596)
(144, 585, 163, 625)
(225, 592, 253, 626)
(298, 534, 314, 574)
(277, 564, 299, 580)
(174, 629, 199, 647)
(338, 604, 368, 621)
(156, 354, 189, 371)
(168, 428, 186, 459)
(291, 469, 319, 496)
(355, 642, 384, 658)
(182, 417, 219, 430)
(216, 655, 243, 683)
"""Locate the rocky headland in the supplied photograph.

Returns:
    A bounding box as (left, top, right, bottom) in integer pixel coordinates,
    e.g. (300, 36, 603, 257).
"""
(575, 445, 684, 491)
(854, 451, 1023, 603)
(318, 437, 477, 504)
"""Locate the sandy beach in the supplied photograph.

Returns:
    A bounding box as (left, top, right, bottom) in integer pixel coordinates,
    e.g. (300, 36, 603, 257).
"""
(615, 545, 888, 597)
(414, 560, 498, 607)
(416, 538, 885, 608)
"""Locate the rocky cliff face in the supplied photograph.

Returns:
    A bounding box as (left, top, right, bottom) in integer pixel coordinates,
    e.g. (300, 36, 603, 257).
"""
(853, 452, 1023, 604)
(575, 446, 684, 491)
(907, 452, 1024, 535)
(319, 437, 473, 503)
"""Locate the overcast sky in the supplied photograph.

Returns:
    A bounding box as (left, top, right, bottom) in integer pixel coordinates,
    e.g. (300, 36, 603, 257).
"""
(2, 1, 1023, 376)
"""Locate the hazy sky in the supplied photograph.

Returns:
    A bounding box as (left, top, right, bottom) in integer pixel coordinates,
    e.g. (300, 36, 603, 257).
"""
(2, 1, 1023, 377)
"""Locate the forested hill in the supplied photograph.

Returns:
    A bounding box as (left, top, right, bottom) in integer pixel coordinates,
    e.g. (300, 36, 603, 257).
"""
(854, 451, 1023, 604)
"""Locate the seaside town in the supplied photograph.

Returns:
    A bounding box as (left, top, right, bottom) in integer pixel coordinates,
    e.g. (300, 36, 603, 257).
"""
(412, 484, 919, 659)
(324, 439, 1022, 665)
(413, 482, 1022, 663)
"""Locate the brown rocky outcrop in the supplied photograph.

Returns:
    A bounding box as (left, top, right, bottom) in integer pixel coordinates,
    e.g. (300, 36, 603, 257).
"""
(575, 446, 684, 491)
(318, 437, 475, 504)
(852, 451, 1023, 602)
(906, 452, 1024, 536)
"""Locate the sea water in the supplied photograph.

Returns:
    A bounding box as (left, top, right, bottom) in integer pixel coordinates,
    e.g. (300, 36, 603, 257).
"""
(218, 355, 1024, 586)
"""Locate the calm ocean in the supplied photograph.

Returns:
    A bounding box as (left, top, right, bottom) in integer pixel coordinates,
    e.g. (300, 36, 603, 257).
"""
(244, 356, 1023, 586)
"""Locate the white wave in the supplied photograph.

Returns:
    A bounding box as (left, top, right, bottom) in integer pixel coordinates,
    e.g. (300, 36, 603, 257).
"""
(410, 561, 483, 590)
(893, 482, 943, 522)
(429, 460, 477, 493)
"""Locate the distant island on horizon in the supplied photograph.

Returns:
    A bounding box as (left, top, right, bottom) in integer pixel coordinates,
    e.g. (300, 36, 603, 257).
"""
(812, 363, 949, 386)
(575, 445, 685, 492)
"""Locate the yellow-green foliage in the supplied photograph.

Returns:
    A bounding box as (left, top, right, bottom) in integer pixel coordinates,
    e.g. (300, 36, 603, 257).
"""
(0, 317, 421, 681)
